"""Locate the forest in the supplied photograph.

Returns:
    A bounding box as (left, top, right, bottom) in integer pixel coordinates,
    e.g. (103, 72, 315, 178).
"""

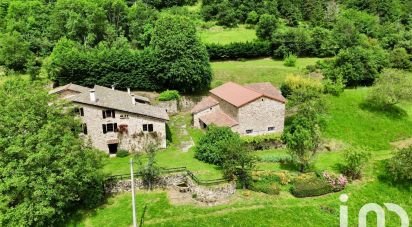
(0, 0, 411, 91)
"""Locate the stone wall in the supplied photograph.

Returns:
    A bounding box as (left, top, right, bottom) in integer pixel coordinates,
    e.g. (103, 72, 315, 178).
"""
(104, 173, 236, 205)
(156, 96, 203, 115)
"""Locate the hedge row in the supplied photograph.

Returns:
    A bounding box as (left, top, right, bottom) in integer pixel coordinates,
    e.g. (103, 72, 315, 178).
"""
(291, 177, 333, 198)
(242, 133, 283, 151)
(206, 41, 272, 60)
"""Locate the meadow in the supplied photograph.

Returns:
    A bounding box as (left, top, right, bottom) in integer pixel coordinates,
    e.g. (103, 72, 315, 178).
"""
(199, 25, 257, 45)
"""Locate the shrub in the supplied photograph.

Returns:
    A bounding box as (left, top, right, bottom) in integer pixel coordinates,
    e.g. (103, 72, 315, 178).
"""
(291, 175, 333, 198)
(322, 172, 348, 191)
(242, 133, 283, 150)
(195, 125, 241, 165)
(389, 47, 412, 71)
(340, 148, 371, 180)
(252, 174, 281, 195)
(386, 147, 412, 184)
(116, 149, 129, 158)
(258, 155, 291, 164)
(283, 53, 297, 67)
(280, 75, 323, 99)
(323, 76, 345, 96)
(158, 90, 180, 101)
(206, 41, 272, 60)
(275, 171, 291, 185)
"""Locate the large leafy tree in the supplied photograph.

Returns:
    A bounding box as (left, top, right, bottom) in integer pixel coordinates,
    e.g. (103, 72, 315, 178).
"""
(0, 80, 104, 226)
(0, 31, 32, 71)
(150, 15, 212, 93)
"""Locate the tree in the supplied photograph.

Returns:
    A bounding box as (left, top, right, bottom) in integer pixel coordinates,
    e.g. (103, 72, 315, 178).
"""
(322, 45, 389, 86)
(221, 142, 256, 189)
(137, 143, 161, 190)
(282, 98, 323, 172)
(195, 125, 241, 165)
(256, 14, 278, 41)
(366, 70, 412, 109)
(386, 146, 412, 184)
(0, 79, 104, 226)
(128, 0, 158, 48)
(150, 15, 212, 93)
(389, 47, 412, 71)
(245, 10, 259, 25)
(340, 148, 370, 180)
(0, 31, 32, 71)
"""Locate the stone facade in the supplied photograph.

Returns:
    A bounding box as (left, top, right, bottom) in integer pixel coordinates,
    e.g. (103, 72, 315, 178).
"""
(77, 103, 167, 153)
(104, 173, 236, 205)
(236, 97, 285, 135)
(193, 104, 220, 128)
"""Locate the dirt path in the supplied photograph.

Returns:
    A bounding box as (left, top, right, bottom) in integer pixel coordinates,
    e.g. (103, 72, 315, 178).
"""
(180, 124, 194, 152)
(391, 137, 412, 149)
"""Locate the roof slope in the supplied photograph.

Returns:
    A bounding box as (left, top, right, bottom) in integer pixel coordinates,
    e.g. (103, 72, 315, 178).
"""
(199, 111, 238, 127)
(69, 85, 168, 121)
(49, 83, 90, 95)
(244, 82, 286, 103)
(210, 82, 262, 107)
(191, 96, 219, 114)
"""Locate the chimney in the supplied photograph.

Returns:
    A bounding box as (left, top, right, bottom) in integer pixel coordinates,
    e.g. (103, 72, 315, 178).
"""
(131, 94, 136, 105)
(89, 89, 96, 102)
(127, 88, 131, 95)
(111, 85, 115, 90)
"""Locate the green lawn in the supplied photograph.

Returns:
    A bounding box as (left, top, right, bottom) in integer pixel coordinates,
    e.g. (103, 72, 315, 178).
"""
(103, 114, 222, 180)
(211, 58, 321, 87)
(200, 25, 257, 45)
(78, 75, 412, 226)
(323, 88, 412, 150)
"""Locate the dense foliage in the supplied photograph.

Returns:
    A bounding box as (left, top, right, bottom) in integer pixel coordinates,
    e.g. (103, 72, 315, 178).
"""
(386, 147, 412, 184)
(158, 90, 180, 101)
(340, 148, 371, 180)
(291, 175, 333, 198)
(0, 80, 104, 226)
(206, 41, 271, 60)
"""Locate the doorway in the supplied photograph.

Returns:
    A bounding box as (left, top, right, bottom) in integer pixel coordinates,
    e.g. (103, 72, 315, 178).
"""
(108, 143, 118, 155)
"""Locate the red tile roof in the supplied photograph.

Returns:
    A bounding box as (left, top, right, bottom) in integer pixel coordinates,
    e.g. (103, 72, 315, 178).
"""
(199, 111, 238, 127)
(191, 96, 219, 114)
(210, 82, 262, 107)
(244, 82, 286, 103)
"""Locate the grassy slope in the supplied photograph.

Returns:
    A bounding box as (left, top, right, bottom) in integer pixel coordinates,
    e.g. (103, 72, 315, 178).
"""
(200, 25, 257, 45)
(72, 87, 412, 227)
(211, 58, 321, 87)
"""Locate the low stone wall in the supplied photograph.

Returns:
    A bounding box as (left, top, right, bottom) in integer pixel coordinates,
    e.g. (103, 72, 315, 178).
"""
(104, 173, 236, 205)
(155, 96, 203, 114)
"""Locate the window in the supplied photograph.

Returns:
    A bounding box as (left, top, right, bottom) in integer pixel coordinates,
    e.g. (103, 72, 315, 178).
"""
(246, 129, 253, 134)
(102, 109, 115, 119)
(102, 123, 118, 134)
(143, 124, 154, 132)
(120, 114, 129, 119)
(268, 127, 275, 131)
(74, 107, 84, 116)
(82, 123, 88, 135)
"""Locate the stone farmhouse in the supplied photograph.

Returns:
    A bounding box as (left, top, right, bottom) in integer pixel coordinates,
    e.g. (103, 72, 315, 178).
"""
(191, 82, 286, 135)
(50, 84, 169, 154)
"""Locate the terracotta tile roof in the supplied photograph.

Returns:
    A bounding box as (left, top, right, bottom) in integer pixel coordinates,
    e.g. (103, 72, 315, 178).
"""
(191, 96, 219, 114)
(244, 82, 286, 103)
(210, 82, 262, 107)
(70, 85, 168, 121)
(199, 111, 238, 127)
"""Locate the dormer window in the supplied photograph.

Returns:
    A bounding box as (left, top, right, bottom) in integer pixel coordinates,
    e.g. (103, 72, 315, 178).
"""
(102, 109, 115, 119)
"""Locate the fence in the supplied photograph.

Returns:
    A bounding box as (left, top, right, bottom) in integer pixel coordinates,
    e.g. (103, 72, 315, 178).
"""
(105, 166, 226, 186)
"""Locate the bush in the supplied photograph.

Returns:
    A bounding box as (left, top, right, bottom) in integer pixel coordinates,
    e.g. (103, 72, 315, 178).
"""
(195, 125, 241, 165)
(283, 53, 297, 67)
(389, 47, 412, 71)
(340, 148, 370, 180)
(206, 41, 272, 60)
(280, 75, 323, 99)
(116, 149, 129, 158)
(386, 147, 412, 184)
(322, 172, 348, 191)
(291, 175, 333, 198)
(242, 133, 283, 150)
(158, 90, 180, 101)
(323, 77, 345, 96)
(252, 174, 281, 195)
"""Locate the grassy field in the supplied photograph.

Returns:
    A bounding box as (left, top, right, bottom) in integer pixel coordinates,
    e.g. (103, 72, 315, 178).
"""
(71, 86, 412, 226)
(200, 25, 257, 45)
(211, 58, 321, 87)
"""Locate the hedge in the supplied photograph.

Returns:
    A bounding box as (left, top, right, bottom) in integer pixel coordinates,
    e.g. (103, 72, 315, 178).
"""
(206, 41, 272, 60)
(242, 133, 283, 150)
(291, 176, 333, 198)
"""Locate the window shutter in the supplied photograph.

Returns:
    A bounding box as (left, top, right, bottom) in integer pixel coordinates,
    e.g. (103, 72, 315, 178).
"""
(112, 110, 115, 118)
(148, 124, 153, 132)
(143, 124, 147, 131)
(102, 124, 107, 134)
(114, 123, 118, 132)
(80, 108, 84, 116)
(102, 110, 106, 119)
(83, 123, 88, 135)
